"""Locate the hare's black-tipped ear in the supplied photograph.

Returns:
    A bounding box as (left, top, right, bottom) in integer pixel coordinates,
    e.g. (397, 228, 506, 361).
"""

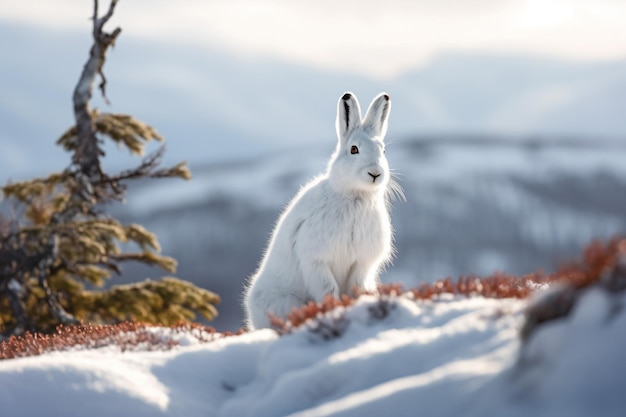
(336, 92, 362, 143)
(362, 93, 391, 139)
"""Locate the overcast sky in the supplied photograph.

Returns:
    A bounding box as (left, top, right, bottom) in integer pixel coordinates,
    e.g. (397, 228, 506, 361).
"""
(2, 0, 626, 78)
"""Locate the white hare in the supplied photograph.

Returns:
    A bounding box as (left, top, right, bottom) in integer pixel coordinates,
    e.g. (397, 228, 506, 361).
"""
(244, 92, 400, 329)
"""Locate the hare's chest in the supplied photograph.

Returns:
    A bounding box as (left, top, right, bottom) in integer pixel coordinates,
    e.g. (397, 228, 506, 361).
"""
(350, 203, 389, 256)
(319, 198, 388, 259)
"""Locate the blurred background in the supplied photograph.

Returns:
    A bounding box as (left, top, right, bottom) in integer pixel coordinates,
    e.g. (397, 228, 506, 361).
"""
(1, 0, 625, 330)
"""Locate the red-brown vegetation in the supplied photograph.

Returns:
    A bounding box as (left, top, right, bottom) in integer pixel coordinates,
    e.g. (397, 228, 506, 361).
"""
(0, 321, 236, 360)
(271, 237, 625, 335)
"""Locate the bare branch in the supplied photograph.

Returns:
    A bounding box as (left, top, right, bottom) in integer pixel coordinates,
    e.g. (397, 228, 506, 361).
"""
(3, 281, 28, 336)
(92, 0, 99, 30)
(95, 146, 186, 186)
(94, 0, 119, 33)
(72, 0, 122, 180)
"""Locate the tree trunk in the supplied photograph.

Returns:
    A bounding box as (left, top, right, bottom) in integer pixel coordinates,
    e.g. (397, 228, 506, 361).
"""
(72, 0, 121, 181)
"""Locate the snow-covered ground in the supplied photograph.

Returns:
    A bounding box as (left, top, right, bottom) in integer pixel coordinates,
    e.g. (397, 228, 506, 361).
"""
(1, 288, 624, 417)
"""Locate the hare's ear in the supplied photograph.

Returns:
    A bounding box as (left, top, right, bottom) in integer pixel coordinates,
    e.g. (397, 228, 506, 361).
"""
(336, 92, 362, 143)
(362, 93, 391, 139)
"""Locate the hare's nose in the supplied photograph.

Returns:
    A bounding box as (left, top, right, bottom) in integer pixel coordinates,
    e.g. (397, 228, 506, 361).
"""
(368, 171, 381, 182)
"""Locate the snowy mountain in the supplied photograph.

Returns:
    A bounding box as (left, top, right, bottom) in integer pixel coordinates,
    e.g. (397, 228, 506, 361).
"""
(1, 285, 624, 417)
(112, 137, 626, 331)
(2, 21, 626, 182)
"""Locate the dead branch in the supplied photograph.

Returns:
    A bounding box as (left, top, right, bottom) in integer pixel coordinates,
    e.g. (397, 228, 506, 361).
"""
(96, 146, 166, 188)
(72, 0, 121, 180)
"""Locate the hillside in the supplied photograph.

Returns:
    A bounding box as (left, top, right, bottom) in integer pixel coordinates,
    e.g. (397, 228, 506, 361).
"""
(0, 272, 624, 416)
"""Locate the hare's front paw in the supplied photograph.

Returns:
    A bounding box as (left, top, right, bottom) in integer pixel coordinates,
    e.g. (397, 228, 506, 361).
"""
(302, 260, 339, 302)
(347, 265, 378, 294)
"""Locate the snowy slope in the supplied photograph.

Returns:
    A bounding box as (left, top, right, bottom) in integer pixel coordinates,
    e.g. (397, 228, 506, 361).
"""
(1, 288, 624, 417)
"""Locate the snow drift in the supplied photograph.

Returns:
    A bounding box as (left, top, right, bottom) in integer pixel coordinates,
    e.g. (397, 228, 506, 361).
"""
(0, 282, 624, 417)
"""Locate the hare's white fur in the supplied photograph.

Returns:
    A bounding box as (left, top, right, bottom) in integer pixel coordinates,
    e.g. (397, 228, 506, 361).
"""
(244, 92, 396, 329)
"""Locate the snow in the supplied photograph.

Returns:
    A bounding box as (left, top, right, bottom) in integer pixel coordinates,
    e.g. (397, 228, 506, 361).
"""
(507, 288, 626, 417)
(1, 289, 624, 417)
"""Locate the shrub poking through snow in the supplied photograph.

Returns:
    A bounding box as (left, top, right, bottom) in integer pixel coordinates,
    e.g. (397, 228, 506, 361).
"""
(0, 321, 245, 360)
(409, 272, 547, 300)
(267, 270, 549, 335)
(521, 237, 626, 340)
(269, 294, 357, 335)
(271, 294, 398, 340)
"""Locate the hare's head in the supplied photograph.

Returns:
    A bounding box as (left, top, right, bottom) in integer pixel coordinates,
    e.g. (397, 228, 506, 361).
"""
(328, 92, 391, 196)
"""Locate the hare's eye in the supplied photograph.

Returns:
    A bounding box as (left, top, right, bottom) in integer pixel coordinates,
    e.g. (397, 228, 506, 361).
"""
(351, 145, 359, 155)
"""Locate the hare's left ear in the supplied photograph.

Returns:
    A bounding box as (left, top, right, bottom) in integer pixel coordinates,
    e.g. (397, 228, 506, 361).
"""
(336, 92, 362, 143)
(362, 93, 391, 139)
